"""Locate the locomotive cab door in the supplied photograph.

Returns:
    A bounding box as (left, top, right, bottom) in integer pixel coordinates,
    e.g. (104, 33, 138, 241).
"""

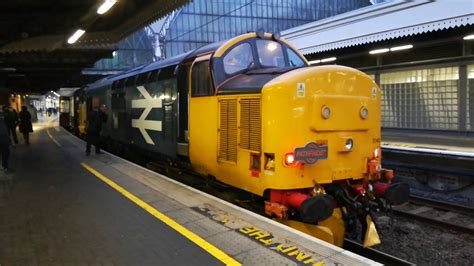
(188, 54, 219, 176)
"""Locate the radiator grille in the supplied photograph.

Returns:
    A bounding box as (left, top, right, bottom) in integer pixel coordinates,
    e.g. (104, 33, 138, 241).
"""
(218, 99, 238, 162)
(240, 98, 261, 151)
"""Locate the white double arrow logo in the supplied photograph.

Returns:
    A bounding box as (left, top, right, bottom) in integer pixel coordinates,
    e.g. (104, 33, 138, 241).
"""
(131, 85, 162, 145)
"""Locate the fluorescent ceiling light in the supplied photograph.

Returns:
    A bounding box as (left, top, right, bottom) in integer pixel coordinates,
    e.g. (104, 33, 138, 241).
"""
(67, 29, 86, 44)
(464, 34, 474, 40)
(97, 0, 117, 15)
(390, 44, 413, 51)
(308, 59, 321, 65)
(369, 48, 389, 55)
(321, 57, 336, 63)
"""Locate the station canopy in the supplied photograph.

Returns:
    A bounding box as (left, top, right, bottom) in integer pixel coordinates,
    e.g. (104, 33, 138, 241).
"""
(0, 0, 190, 93)
(282, 0, 474, 55)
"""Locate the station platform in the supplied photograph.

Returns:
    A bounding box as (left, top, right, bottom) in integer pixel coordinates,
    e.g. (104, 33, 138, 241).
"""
(382, 130, 474, 156)
(0, 118, 378, 265)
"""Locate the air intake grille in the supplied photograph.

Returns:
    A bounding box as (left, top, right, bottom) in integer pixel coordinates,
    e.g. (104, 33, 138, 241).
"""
(240, 98, 261, 152)
(218, 99, 238, 162)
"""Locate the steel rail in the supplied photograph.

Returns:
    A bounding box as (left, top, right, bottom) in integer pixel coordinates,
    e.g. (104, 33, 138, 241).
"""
(392, 197, 474, 235)
(343, 239, 414, 266)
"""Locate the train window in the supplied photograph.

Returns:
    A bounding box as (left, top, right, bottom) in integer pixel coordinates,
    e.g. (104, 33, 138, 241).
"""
(159, 66, 175, 80)
(256, 40, 285, 68)
(117, 79, 126, 90)
(125, 76, 136, 87)
(191, 60, 213, 96)
(111, 93, 125, 110)
(287, 49, 305, 67)
(223, 43, 254, 75)
(136, 72, 149, 86)
(148, 70, 159, 83)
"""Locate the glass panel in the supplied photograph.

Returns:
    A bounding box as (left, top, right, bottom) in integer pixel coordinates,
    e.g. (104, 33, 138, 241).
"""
(256, 40, 285, 68)
(223, 43, 254, 75)
(287, 49, 305, 67)
(191, 60, 213, 96)
(380, 67, 459, 130)
(467, 65, 474, 131)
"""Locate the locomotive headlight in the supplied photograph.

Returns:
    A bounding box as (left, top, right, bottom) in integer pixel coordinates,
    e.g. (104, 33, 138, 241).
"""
(345, 139, 353, 151)
(285, 153, 295, 164)
(360, 107, 369, 119)
(321, 105, 331, 119)
(374, 147, 381, 158)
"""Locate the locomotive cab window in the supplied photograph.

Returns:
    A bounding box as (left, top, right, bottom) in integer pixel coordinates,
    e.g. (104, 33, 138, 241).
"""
(287, 48, 305, 67)
(256, 40, 285, 68)
(191, 60, 213, 97)
(223, 43, 254, 75)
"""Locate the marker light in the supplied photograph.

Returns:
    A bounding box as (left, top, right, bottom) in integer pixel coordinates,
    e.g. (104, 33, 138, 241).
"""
(97, 0, 117, 15)
(284, 152, 299, 167)
(369, 48, 389, 55)
(67, 29, 86, 44)
(345, 139, 353, 151)
(360, 107, 369, 119)
(374, 147, 381, 158)
(321, 106, 331, 119)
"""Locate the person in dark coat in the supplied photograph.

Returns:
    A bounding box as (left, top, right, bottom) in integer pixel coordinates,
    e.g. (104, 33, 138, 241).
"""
(86, 105, 107, 155)
(19, 106, 33, 145)
(0, 107, 12, 173)
(2, 105, 18, 144)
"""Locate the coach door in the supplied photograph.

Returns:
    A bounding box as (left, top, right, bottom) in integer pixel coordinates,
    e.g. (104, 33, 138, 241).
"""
(188, 54, 218, 175)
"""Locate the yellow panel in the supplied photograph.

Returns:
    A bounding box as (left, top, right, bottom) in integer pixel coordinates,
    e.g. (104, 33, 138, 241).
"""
(311, 95, 370, 132)
(189, 96, 219, 176)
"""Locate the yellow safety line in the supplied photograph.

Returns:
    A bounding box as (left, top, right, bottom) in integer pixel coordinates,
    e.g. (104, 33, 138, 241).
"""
(80, 162, 241, 266)
(46, 129, 61, 147)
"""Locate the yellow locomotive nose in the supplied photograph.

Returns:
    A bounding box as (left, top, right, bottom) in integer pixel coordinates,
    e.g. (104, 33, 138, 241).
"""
(259, 65, 389, 247)
(261, 65, 381, 187)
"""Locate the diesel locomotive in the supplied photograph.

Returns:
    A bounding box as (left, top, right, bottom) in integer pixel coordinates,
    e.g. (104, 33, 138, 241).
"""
(70, 32, 409, 247)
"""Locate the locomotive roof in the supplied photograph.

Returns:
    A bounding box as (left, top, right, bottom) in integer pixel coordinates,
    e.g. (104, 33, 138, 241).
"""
(86, 39, 227, 91)
(141, 51, 191, 73)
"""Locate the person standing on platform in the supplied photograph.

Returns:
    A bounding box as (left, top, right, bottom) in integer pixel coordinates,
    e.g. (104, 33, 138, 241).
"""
(0, 108, 12, 173)
(86, 105, 107, 156)
(2, 105, 18, 144)
(19, 106, 33, 145)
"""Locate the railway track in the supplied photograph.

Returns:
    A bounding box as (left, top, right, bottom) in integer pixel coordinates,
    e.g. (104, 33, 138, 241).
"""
(343, 239, 413, 266)
(381, 146, 474, 191)
(392, 195, 474, 234)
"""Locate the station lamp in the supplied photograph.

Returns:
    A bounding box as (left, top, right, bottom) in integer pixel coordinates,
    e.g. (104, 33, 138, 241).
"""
(369, 48, 389, 55)
(308, 59, 321, 65)
(464, 34, 474, 40)
(321, 57, 337, 63)
(67, 29, 86, 44)
(97, 0, 117, 15)
(390, 44, 413, 51)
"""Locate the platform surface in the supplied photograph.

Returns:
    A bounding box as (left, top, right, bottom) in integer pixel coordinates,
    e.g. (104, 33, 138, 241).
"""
(382, 130, 474, 155)
(0, 117, 379, 265)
